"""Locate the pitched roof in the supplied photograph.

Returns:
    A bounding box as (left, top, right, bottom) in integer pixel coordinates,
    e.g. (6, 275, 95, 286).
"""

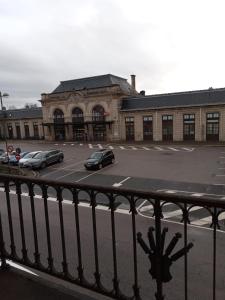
(0, 107, 42, 119)
(52, 74, 133, 94)
(121, 88, 225, 111)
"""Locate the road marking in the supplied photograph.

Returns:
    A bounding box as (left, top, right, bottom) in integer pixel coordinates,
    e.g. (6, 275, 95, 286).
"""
(70, 144, 74, 146)
(75, 162, 118, 183)
(168, 147, 179, 151)
(130, 146, 137, 150)
(157, 188, 225, 198)
(97, 144, 103, 149)
(88, 144, 93, 149)
(42, 160, 84, 178)
(63, 144, 66, 146)
(154, 146, 163, 151)
(119, 146, 125, 150)
(165, 190, 176, 194)
(142, 147, 150, 150)
(137, 199, 147, 210)
(113, 177, 131, 187)
(191, 193, 204, 197)
(163, 206, 202, 219)
(79, 144, 83, 146)
(182, 147, 194, 152)
(109, 146, 114, 149)
(54, 144, 58, 146)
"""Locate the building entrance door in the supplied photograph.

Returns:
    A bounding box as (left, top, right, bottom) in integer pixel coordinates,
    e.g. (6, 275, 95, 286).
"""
(162, 115, 173, 141)
(93, 124, 106, 141)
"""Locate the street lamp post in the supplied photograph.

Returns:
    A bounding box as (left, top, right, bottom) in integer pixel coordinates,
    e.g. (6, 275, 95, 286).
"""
(0, 92, 9, 160)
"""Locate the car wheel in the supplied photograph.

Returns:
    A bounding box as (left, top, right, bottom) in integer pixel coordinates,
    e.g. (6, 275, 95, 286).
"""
(41, 162, 47, 169)
(98, 163, 103, 170)
(58, 156, 63, 163)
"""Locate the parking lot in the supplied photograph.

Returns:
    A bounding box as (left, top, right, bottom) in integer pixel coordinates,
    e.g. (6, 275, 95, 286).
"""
(1, 141, 225, 228)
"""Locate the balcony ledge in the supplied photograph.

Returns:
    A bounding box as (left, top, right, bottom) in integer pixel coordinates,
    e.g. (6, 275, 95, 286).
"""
(0, 262, 111, 300)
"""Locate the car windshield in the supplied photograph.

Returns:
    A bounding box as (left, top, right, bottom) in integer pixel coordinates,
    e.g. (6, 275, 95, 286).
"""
(33, 152, 46, 159)
(89, 152, 103, 159)
(23, 152, 39, 159)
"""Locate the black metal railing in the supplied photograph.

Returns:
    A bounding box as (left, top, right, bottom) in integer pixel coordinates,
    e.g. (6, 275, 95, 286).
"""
(0, 173, 225, 300)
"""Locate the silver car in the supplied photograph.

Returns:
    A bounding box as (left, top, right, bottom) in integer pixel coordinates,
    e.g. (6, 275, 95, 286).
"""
(23, 150, 64, 169)
(19, 151, 42, 168)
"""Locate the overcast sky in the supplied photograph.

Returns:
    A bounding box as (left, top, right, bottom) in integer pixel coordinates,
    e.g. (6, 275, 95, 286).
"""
(0, 0, 225, 108)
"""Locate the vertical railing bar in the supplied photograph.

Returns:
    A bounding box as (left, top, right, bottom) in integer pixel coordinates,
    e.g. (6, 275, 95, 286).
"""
(16, 182, 29, 263)
(184, 203, 188, 300)
(91, 190, 102, 289)
(110, 193, 120, 297)
(72, 188, 85, 283)
(213, 207, 217, 300)
(4, 181, 17, 258)
(57, 187, 69, 278)
(0, 209, 9, 269)
(28, 183, 41, 268)
(154, 198, 164, 300)
(131, 196, 140, 300)
(42, 184, 54, 273)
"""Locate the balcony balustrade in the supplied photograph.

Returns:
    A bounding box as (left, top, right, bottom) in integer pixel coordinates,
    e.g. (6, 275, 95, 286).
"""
(0, 173, 224, 299)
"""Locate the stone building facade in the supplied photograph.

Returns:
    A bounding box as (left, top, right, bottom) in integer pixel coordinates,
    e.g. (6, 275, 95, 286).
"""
(0, 107, 43, 140)
(1, 74, 225, 143)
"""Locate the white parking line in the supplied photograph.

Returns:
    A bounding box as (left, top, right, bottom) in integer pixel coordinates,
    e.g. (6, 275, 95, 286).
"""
(142, 147, 150, 150)
(97, 144, 103, 149)
(130, 146, 137, 150)
(154, 146, 163, 151)
(109, 146, 114, 149)
(168, 147, 179, 151)
(75, 162, 118, 183)
(119, 146, 125, 150)
(182, 147, 194, 152)
(88, 144, 93, 149)
(42, 160, 84, 178)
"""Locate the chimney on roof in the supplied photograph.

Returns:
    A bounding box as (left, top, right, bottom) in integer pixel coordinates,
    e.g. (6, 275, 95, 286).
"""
(130, 74, 136, 90)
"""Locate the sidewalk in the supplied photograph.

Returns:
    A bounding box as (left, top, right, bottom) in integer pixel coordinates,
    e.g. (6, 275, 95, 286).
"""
(0, 263, 111, 300)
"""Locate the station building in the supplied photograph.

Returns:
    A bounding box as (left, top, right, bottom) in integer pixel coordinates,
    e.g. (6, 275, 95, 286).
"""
(1, 74, 225, 142)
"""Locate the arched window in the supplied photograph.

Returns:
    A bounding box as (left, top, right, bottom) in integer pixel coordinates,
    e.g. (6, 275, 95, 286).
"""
(53, 109, 64, 123)
(92, 105, 105, 122)
(72, 107, 84, 123)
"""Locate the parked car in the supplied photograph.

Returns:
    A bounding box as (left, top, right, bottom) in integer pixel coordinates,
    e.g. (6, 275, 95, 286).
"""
(0, 152, 9, 164)
(19, 151, 42, 168)
(0, 149, 5, 155)
(22, 149, 64, 169)
(9, 151, 30, 166)
(84, 149, 115, 170)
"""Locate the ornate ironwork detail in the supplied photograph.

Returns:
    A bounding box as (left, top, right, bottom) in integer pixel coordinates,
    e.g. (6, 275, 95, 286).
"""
(137, 227, 193, 283)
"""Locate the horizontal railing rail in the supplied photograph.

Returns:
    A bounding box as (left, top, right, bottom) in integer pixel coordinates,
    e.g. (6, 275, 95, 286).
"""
(0, 173, 224, 300)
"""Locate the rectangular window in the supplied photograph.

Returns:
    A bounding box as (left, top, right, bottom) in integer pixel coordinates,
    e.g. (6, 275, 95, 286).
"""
(125, 116, 134, 141)
(7, 123, 13, 139)
(162, 115, 173, 141)
(143, 115, 153, 141)
(24, 122, 30, 138)
(183, 114, 195, 140)
(33, 122, 39, 138)
(206, 112, 219, 141)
